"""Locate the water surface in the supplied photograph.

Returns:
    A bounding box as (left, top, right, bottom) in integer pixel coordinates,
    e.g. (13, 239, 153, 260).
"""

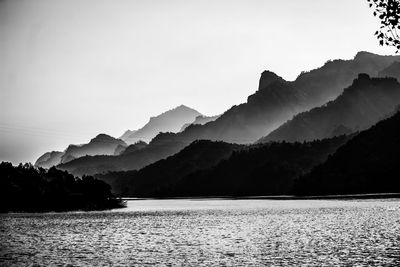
(1, 199, 400, 266)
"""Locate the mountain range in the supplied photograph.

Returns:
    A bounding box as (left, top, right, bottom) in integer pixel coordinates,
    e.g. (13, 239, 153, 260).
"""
(157, 51, 399, 145)
(179, 115, 220, 132)
(294, 110, 400, 195)
(36, 105, 202, 168)
(120, 105, 202, 144)
(30, 51, 400, 198)
(98, 108, 400, 197)
(257, 74, 400, 143)
(35, 134, 126, 167)
(54, 52, 400, 176)
(96, 135, 350, 197)
(35, 151, 65, 169)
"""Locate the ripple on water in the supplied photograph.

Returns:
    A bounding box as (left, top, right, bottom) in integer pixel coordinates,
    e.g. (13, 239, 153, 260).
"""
(1, 199, 400, 266)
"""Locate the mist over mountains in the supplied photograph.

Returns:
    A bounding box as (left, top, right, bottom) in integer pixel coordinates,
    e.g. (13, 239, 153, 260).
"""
(47, 52, 400, 177)
(35, 105, 202, 169)
(378, 61, 400, 80)
(120, 105, 202, 144)
(32, 51, 400, 198)
(35, 151, 64, 169)
(99, 108, 400, 197)
(258, 74, 400, 143)
(163, 51, 399, 145)
(180, 115, 220, 132)
(35, 134, 126, 167)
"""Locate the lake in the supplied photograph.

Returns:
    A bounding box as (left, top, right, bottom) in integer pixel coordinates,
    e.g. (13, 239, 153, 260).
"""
(1, 199, 400, 266)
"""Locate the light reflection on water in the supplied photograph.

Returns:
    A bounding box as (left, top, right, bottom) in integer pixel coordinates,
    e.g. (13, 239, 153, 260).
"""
(1, 199, 400, 266)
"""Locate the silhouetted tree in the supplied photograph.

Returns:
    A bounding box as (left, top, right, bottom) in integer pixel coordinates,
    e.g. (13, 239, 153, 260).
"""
(368, 0, 400, 52)
(0, 162, 125, 212)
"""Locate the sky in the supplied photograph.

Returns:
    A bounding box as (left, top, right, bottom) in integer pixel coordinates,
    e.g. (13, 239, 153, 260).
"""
(0, 0, 396, 164)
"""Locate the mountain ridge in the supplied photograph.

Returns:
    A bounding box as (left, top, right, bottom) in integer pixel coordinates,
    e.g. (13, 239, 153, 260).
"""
(120, 105, 202, 144)
(257, 74, 400, 143)
(35, 134, 127, 168)
(56, 52, 400, 176)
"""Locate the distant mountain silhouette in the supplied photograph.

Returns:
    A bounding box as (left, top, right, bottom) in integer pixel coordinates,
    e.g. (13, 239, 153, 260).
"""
(179, 115, 220, 132)
(257, 74, 400, 143)
(378, 61, 400, 81)
(294, 110, 400, 195)
(119, 141, 148, 155)
(160, 52, 399, 144)
(120, 105, 202, 144)
(58, 52, 400, 176)
(114, 141, 148, 156)
(113, 144, 127, 156)
(35, 134, 127, 168)
(35, 151, 64, 169)
(119, 130, 136, 141)
(35, 105, 199, 168)
(58, 133, 189, 176)
(61, 134, 127, 163)
(114, 109, 400, 198)
(126, 52, 399, 148)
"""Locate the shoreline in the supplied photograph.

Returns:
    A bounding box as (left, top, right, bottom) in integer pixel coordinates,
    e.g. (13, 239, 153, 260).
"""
(122, 192, 400, 201)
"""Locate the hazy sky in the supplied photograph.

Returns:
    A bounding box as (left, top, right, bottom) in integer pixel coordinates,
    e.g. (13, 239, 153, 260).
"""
(0, 0, 396, 164)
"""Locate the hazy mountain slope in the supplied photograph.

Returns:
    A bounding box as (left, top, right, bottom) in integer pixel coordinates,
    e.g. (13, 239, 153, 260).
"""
(113, 144, 127, 156)
(147, 52, 400, 146)
(35, 105, 198, 168)
(294, 111, 400, 195)
(119, 130, 136, 141)
(34, 151, 64, 168)
(180, 115, 220, 132)
(95, 140, 243, 196)
(121, 105, 202, 144)
(293, 52, 399, 105)
(119, 141, 148, 155)
(57, 52, 400, 176)
(35, 134, 127, 168)
(57, 134, 188, 176)
(378, 61, 400, 81)
(60, 134, 127, 164)
(114, 142, 148, 156)
(258, 75, 400, 143)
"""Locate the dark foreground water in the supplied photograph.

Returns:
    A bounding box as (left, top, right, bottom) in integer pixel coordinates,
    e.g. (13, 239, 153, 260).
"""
(1, 199, 400, 266)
